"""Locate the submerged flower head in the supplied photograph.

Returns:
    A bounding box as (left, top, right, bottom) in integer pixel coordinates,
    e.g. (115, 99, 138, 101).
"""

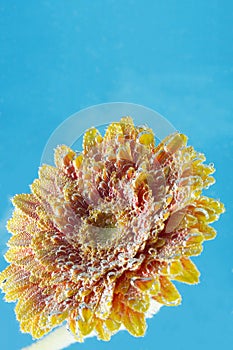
(0, 117, 224, 343)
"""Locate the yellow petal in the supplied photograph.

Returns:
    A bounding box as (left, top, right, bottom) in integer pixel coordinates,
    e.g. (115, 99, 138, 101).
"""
(169, 260, 183, 277)
(5, 286, 28, 302)
(0, 264, 18, 285)
(12, 194, 39, 219)
(50, 311, 69, 327)
(198, 223, 217, 240)
(95, 318, 111, 341)
(4, 246, 32, 263)
(138, 132, 155, 147)
(104, 122, 123, 141)
(6, 210, 30, 235)
(122, 305, 146, 337)
(105, 317, 121, 332)
(165, 133, 188, 154)
(149, 278, 160, 296)
(37, 312, 54, 338)
(31, 315, 51, 339)
(2, 267, 31, 301)
(82, 127, 102, 153)
(73, 154, 83, 170)
(153, 276, 181, 306)
(78, 318, 95, 337)
(7, 231, 31, 247)
(173, 257, 200, 284)
(15, 287, 44, 321)
(20, 318, 32, 334)
(125, 290, 150, 313)
(183, 230, 204, 256)
(108, 296, 122, 324)
(68, 310, 77, 336)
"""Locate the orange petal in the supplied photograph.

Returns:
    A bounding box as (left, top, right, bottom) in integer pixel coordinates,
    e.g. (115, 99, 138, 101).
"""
(54, 145, 75, 169)
(133, 277, 154, 292)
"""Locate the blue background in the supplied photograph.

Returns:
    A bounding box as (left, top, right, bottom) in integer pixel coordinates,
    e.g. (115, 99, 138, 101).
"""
(0, 1, 232, 349)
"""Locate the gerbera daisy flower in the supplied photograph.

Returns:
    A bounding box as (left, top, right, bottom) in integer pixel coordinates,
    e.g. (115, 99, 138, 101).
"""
(0, 117, 224, 347)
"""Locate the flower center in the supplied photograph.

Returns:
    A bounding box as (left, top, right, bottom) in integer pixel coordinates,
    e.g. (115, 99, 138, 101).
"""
(87, 209, 117, 228)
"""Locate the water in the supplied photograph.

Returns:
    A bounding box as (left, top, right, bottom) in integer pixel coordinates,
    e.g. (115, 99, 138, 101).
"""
(0, 1, 232, 350)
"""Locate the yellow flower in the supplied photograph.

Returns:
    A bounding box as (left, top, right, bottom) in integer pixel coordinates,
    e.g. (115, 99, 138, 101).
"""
(0, 117, 224, 342)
